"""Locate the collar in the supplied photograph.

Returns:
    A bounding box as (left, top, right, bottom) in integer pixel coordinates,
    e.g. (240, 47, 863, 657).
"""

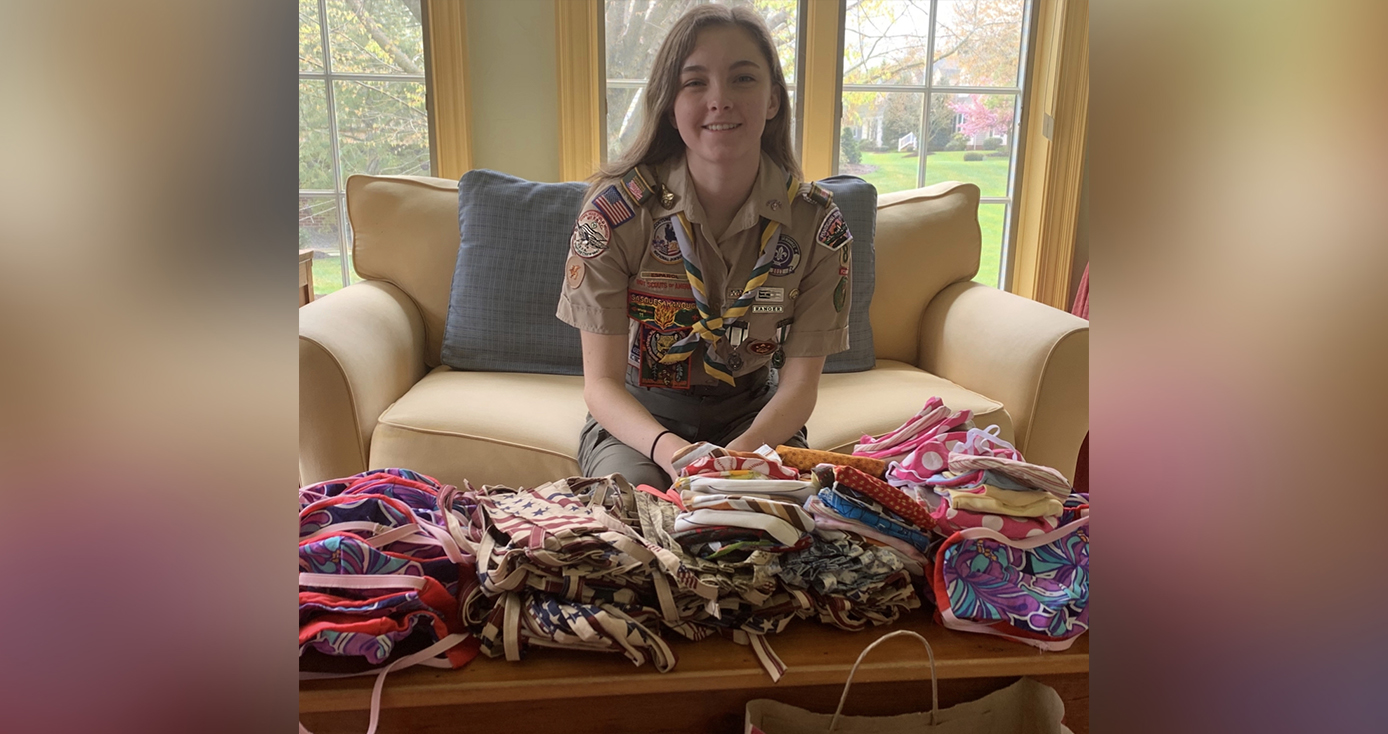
(648, 152, 795, 229)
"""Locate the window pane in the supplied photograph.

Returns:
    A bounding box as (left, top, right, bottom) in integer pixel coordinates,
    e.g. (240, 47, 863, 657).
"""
(300, 0, 324, 71)
(975, 203, 1006, 288)
(300, 195, 347, 296)
(923, 93, 1015, 198)
(333, 79, 430, 177)
(299, 80, 334, 190)
(933, 0, 1025, 87)
(326, 0, 425, 75)
(839, 91, 922, 195)
(605, 0, 701, 81)
(844, 0, 932, 86)
(606, 85, 646, 161)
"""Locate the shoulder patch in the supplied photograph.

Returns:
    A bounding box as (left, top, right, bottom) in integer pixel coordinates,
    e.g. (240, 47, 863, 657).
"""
(592, 184, 635, 227)
(571, 208, 610, 258)
(815, 204, 853, 251)
(622, 167, 656, 207)
(799, 182, 833, 208)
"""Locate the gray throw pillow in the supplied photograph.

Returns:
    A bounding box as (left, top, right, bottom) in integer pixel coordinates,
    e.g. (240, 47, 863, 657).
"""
(441, 170, 587, 374)
(818, 176, 877, 373)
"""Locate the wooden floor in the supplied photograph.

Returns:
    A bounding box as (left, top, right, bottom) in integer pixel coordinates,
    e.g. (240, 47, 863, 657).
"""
(300, 609, 1088, 733)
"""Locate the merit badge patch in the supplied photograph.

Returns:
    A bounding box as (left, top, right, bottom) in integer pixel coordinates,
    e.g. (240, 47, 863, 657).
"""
(769, 234, 801, 276)
(816, 206, 852, 251)
(638, 323, 690, 389)
(651, 217, 681, 264)
(746, 340, 778, 356)
(571, 208, 610, 258)
(564, 255, 586, 289)
(834, 276, 849, 312)
(622, 167, 655, 206)
(593, 184, 635, 227)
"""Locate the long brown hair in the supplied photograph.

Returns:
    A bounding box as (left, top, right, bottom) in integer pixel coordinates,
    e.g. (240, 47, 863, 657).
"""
(593, 4, 801, 189)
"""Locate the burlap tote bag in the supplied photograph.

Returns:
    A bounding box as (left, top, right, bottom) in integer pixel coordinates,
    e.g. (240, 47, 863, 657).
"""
(744, 631, 1072, 734)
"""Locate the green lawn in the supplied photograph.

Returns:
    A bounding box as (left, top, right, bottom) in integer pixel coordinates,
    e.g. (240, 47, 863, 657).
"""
(847, 150, 1010, 288)
(310, 253, 354, 298)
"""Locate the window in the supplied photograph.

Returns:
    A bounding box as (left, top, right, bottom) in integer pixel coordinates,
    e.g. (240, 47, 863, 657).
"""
(299, 0, 431, 298)
(602, 0, 801, 162)
(838, 0, 1030, 289)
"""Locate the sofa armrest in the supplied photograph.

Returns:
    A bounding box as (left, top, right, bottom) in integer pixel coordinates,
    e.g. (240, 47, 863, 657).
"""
(299, 280, 428, 485)
(918, 280, 1089, 480)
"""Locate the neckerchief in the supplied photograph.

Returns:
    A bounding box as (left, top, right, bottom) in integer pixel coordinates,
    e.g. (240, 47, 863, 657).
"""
(658, 177, 799, 385)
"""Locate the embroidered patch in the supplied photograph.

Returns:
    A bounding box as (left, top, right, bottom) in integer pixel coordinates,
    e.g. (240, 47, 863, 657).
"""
(638, 323, 690, 389)
(769, 234, 801, 277)
(628, 291, 698, 332)
(651, 217, 681, 264)
(800, 182, 832, 208)
(816, 206, 852, 251)
(634, 271, 690, 293)
(571, 208, 610, 258)
(839, 265, 850, 276)
(751, 304, 783, 314)
(593, 184, 635, 227)
(622, 167, 655, 206)
(755, 287, 784, 303)
(841, 245, 852, 264)
(564, 255, 586, 289)
(746, 340, 778, 356)
(834, 276, 849, 312)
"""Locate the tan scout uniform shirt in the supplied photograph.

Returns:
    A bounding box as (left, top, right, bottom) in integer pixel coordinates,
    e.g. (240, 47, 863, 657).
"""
(557, 151, 852, 390)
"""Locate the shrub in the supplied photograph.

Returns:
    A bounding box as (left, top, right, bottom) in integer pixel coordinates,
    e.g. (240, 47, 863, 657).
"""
(840, 127, 862, 165)
(944, 133, 968, 151)
(982, 136, 1003, 150)
(963, 151, 985, 161)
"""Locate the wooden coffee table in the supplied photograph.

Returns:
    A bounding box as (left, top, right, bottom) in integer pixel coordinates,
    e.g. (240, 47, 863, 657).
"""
(299, 609, 1088, 733)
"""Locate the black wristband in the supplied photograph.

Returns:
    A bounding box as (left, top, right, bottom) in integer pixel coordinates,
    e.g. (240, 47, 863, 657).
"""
(649, 430, 675, 462)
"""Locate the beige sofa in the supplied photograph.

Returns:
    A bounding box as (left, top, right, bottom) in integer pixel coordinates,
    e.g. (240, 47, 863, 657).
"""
(299, 174, 1089, 490)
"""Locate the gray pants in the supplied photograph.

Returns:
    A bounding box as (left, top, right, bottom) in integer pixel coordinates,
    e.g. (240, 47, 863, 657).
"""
(578, 366, 809, 489)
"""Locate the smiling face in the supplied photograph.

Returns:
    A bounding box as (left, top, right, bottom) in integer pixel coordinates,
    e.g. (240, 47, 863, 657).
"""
(670, 25, 781, 172)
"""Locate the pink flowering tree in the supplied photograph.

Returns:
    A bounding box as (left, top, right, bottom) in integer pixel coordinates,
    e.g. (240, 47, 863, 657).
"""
(947, 94, 1013, 141)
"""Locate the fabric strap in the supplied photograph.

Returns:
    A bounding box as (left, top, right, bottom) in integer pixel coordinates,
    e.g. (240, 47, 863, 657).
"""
(659, 178, 799, 384)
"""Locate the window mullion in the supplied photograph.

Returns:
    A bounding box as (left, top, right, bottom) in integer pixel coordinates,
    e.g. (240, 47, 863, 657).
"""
(318, 0, 350, 288)
(917, 0, 939, 190)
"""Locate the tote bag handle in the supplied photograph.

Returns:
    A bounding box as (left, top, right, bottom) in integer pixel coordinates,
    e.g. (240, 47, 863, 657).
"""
(827, 630, 939, 732)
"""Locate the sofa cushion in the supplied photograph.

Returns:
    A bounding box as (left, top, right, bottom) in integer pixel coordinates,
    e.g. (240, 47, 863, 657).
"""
(372, 366, 588, 490)
(805, 360, 1013, 455)
(370, 361, 1010, 490)
(441, 170, 588, 375)
(817, 176, 877, 374)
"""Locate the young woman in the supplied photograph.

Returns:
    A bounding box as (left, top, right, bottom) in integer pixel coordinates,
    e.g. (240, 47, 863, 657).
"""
(556, 4, 853, 489)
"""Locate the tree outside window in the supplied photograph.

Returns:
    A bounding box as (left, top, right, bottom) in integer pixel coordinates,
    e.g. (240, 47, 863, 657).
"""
(299, 0, 430, 298)
(839, 0, 1029, 290)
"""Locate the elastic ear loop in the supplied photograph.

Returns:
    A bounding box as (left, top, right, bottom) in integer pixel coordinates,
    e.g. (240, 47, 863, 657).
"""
(828, 630, 938, 732)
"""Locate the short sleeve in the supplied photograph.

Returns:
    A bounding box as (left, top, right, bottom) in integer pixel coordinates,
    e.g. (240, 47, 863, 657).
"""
(556, 184, 644, 335)
(783, 202, 852, 358)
